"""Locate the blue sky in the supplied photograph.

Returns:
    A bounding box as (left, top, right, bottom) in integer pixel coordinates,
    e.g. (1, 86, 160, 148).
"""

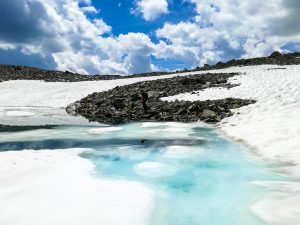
(91, 0, 196, 37)
(0, 0, 299, 75)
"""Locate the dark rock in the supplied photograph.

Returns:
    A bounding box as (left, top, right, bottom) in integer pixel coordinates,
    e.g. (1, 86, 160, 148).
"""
(270, 51, 282, 58)
(192, 52, 300, 71)
(0, 124, 57, 132)
(113, 98, 125, 110)
(202, 109, 217, 117)
(68, 72, 256, 124)
(148, 91, 160, 100)
(66, 102, 81, 116)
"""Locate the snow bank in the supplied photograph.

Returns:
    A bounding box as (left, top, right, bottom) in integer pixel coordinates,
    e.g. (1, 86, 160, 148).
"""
(1, 65, 300, 224)
(251, 181, 300, 225)
(0, 73, 197, 108)
(0, 149, 155, 225)
(163, 65, 300, 176)
(5, 110, 35, 117)
(163, 64, 300, 225)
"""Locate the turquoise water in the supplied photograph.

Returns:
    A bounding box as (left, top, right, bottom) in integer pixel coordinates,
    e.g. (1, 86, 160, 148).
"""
(0, 122, 289, 225)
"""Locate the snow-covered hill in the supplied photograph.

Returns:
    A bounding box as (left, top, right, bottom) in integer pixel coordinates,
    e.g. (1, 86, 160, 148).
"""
(0, 64, 300, 225)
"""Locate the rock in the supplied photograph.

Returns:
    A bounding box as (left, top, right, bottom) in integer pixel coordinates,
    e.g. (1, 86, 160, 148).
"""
(177, 108, 187, 115)
(131, 93, 140, 101)
(202, 109, 217, 118)
(148, 91, 160, 100)
(270, 51, 282, 58)
(113, 98, 125, 110)
(66, 72, 256, 124)
(66, 102, 81, 116)
(188, 104, 199, 112)
(203, 64, 210, 69)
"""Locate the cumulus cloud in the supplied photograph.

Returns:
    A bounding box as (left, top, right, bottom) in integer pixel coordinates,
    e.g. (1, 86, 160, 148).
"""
(132, 0, 169, 21)
(0, 0, 299, 74)
(81, 6, 99, 14)
(0, 0, 157, 74)
(155, 22, 220, 66)
(154, 0, 300, 67)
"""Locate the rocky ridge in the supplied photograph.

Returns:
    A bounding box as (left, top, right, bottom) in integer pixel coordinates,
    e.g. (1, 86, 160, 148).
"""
(191, 51, 300, 71)
(1, 52, 299, 83)
(0, 65, 168, 83)
(67, 73, 256, 124)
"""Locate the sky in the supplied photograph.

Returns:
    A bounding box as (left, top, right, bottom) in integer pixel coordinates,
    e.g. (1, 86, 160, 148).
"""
(0, 0, 299, 75)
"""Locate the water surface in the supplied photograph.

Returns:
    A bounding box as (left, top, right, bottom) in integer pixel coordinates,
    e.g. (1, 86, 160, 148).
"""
(0, 122, 290, 225)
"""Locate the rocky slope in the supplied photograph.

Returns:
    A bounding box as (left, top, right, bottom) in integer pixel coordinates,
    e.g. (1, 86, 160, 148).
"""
(0, 65, 168, 82)
(191, 51, 300, 71)
(1, 52, 299, 82)
(67, 73, 255, 124)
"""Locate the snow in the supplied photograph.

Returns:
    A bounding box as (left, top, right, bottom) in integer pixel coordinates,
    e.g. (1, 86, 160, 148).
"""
(163, 65, 300, 177)
(0, 149, 155, 225)
(0, 73, 196, 108)
(87, 127, 123, 134)
(251, 181, 300, 225)
(5, 110, 35, 117)
(162, 64, 300, 225)
(1, 65, 300, 224)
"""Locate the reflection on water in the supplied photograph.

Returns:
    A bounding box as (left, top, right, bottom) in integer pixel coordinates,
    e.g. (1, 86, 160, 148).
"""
(0, 122, 289, 225)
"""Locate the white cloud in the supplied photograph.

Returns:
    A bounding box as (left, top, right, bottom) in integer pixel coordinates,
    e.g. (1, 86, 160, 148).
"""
(0, 0, 299, 75)
(77, 0, 92, 5)
(190, 0, 300, 57)
(153, 0, 300, 67)
(0, 0, 157, 75)
(155, 22, 222, 66)
(133, 0, 169, 21)
(81, 6, 99, 14)
(93, 19, 111, 35)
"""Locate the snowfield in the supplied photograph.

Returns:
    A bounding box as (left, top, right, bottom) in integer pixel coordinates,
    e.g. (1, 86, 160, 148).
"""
(0, 73, 191, 108)
(0, 65, 300, 225)
(163, 65, 300, 178)
(0, 149, 155, 225)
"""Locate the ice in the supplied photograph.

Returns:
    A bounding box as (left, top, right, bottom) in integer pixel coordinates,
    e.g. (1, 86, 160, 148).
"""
(162, 65, 300, 178)
(0, 64, 300, 224)
(134, 162, 178, 177)
(159, 65, 300, 224)
(0, 123, 298, 225)
(5, 110, 35, 117)
(141, 122, 165, 127)
(162, 145, 203, 159)
(87, 127, 123, 134)
(0, 148, 155, 225)
(251, 181, 300, 225)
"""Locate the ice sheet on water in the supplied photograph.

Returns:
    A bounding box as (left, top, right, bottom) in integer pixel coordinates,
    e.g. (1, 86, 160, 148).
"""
(162, 145, 203, 159)
(141, 122, 165, 128)
(134, 162, 178, 177)
(87, 127, 123, 134)
(0, 107, 101, 126)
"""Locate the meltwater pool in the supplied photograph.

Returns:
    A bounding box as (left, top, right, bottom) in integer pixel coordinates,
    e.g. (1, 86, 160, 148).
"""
(0, 122, 290, 225)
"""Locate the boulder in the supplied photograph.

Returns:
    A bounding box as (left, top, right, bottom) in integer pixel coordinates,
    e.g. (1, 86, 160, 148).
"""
(202, 109, 217, 118)
(113, 98, 125, 110)
(66, 102, 81, 116)
(148, 91, 160, 100)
